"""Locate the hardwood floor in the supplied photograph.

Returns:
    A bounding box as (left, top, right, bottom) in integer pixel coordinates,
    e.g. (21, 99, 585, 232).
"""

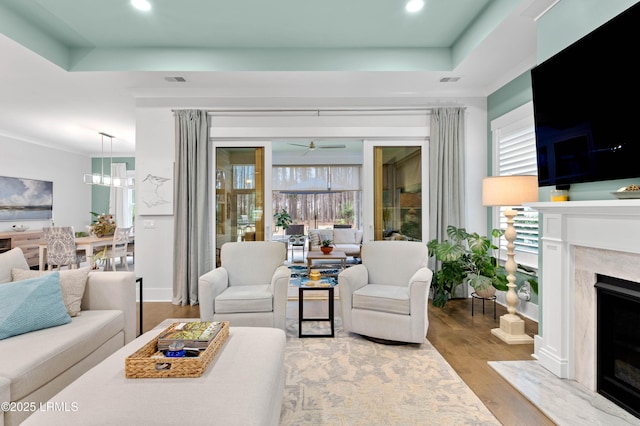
(139, 298, 554, 425)
(427, 299, 554, 426)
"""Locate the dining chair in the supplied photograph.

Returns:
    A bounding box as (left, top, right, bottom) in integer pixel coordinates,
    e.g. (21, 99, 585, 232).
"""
(285, 224, 306, 262)
(43, 226, 85, 270)
(102, 227, 132, 271)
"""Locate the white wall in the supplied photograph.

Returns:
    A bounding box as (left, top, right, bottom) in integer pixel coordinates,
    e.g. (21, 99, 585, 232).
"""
(135, 101, 488, 302)
(134, 108, 175, 301)
(0, 134, 91, 233)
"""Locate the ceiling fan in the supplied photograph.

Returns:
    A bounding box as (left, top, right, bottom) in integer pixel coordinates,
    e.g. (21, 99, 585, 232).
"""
(288, 141, 347, 155)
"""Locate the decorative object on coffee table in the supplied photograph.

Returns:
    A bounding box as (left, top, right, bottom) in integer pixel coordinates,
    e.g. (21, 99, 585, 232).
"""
(125, 321, 229, 378)
(320, 239, 333, 254)
(309, 269, 321, 282)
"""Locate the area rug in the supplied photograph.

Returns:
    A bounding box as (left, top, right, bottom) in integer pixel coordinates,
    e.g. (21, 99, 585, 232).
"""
(280, 318, 500, 425)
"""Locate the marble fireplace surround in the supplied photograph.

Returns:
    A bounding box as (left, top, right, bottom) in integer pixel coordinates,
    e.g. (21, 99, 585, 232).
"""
(528, 200, 640, 391)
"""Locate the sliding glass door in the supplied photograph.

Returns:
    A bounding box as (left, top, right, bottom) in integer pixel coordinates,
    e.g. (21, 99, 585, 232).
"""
(364, 141, 427, 242)
(214, 143, 271, 266)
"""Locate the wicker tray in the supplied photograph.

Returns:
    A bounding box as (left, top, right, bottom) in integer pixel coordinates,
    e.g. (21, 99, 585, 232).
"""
(125, 321, 229, 379)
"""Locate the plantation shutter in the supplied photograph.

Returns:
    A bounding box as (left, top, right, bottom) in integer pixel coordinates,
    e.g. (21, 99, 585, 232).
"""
(492, 103, 539, 267)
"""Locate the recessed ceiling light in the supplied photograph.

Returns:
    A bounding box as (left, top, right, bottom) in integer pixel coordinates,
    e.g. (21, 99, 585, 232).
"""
(405, 0, 424, 13)
(131, 0, 151, 11)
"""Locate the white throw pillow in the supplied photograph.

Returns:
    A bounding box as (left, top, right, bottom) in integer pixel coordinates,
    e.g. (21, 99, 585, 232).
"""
(333, 228, 357, 244)
(11, 267, 90, 317)
(0, 247, 30, 284)
(308, 230, 320, 247)
(318, 230, 334, 244)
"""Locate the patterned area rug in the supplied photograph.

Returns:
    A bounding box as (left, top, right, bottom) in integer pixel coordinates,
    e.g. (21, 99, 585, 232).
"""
(280, 318, 500, 425)
(288, 265, 339, 283)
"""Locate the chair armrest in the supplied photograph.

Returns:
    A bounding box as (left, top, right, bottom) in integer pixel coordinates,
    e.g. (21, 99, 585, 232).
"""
(271, 265, 291, 330)
(198, 267, 229, 321)
(408, 267, 434, 314)
(337, 264, 368, 332)
(338, 264, 368, 292)
(81, 271, 136, 344)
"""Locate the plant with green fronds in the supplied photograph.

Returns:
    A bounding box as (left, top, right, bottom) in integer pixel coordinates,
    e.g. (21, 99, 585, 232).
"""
(321, 239, 333, 248)
(427, 225, 507, 307)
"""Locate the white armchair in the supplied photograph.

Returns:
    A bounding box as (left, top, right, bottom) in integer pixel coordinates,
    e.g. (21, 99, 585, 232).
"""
(338, 241, 433, 344)
(199, 241, 291, 330)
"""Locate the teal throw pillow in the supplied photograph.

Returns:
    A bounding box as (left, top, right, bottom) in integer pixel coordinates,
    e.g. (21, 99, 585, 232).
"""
(0, 272, 71, 340)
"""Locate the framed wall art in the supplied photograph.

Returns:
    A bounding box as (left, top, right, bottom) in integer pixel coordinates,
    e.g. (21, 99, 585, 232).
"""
(0, 176, 53, 221)
(138, 161, 174, 215)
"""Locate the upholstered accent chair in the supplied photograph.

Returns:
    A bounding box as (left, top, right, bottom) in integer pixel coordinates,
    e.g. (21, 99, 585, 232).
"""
(43, 226, 85, 270)
(338, 241, 433, 344)
(198, 241, 291, 330)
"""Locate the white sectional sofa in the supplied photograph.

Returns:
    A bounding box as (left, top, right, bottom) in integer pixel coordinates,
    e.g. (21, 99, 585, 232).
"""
(0, 248, 136, 426)
(307, 228, 363, 258)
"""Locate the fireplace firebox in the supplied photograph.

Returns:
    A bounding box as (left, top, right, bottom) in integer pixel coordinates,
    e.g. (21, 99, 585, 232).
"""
(595, 274, 640, 419)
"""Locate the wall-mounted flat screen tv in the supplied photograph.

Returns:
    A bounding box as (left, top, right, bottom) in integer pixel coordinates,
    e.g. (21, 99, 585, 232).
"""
(0, 176, 53, 221)
(531, 3, 640, 187)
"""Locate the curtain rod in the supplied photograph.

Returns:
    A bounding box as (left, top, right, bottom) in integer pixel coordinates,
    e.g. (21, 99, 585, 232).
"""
(171, 106, 466, 115)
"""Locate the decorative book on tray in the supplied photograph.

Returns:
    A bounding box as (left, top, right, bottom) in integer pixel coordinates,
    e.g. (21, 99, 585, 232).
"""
(157, 321, 222, 351)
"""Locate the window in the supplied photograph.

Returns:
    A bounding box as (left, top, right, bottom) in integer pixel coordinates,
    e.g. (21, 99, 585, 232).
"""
(272, 165, 362, 231)
(491, 102, 538, 268)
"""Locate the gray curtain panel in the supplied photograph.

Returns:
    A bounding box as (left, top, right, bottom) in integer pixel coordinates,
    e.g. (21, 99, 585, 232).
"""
(429, 107, 466, 296)
(173, 110, 213, 305)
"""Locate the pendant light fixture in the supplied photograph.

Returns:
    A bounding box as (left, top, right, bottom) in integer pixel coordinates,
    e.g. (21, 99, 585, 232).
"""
(83, 132, 133, 188)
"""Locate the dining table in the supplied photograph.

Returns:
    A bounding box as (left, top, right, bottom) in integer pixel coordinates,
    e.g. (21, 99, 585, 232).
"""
(38, 234, 134, 271)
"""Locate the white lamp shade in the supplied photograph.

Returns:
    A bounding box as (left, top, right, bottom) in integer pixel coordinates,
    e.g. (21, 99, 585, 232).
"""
(482, 175, 539, 207)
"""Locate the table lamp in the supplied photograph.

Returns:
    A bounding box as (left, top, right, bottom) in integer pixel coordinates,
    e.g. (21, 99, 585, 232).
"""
(482, 175, 538, 344)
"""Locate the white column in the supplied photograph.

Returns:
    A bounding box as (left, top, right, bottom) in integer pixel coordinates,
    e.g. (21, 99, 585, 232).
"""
(534, 213, 572, 378)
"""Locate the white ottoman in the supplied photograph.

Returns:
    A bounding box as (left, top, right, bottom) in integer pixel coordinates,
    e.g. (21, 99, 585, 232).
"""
(23, 327, 286, 426)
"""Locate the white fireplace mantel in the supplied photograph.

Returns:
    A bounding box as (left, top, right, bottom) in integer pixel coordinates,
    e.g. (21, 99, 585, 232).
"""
(527, 199, 640, 383)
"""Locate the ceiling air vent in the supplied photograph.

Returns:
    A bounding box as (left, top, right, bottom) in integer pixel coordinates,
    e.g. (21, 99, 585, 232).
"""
(439, 77, 461, 83)
(164, 76, 187, 82)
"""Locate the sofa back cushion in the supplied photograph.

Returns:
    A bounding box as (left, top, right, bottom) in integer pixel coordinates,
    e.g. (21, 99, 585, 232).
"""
(0, 272, 71, 340)
(333, 228, 357, 245)
(221, 241, 285, 286)
(362, 241, 428, 286)
(0, 247, 29, 284)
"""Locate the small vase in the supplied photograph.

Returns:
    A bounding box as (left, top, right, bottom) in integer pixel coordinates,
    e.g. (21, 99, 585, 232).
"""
(320, 246, 333, 255)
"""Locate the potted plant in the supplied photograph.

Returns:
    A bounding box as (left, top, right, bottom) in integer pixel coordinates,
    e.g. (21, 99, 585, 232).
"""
(90, 212, 116, 237)
(320, 239, 333, 254)
(427, 225, 508, 307)
(273, 208, 293, 237)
